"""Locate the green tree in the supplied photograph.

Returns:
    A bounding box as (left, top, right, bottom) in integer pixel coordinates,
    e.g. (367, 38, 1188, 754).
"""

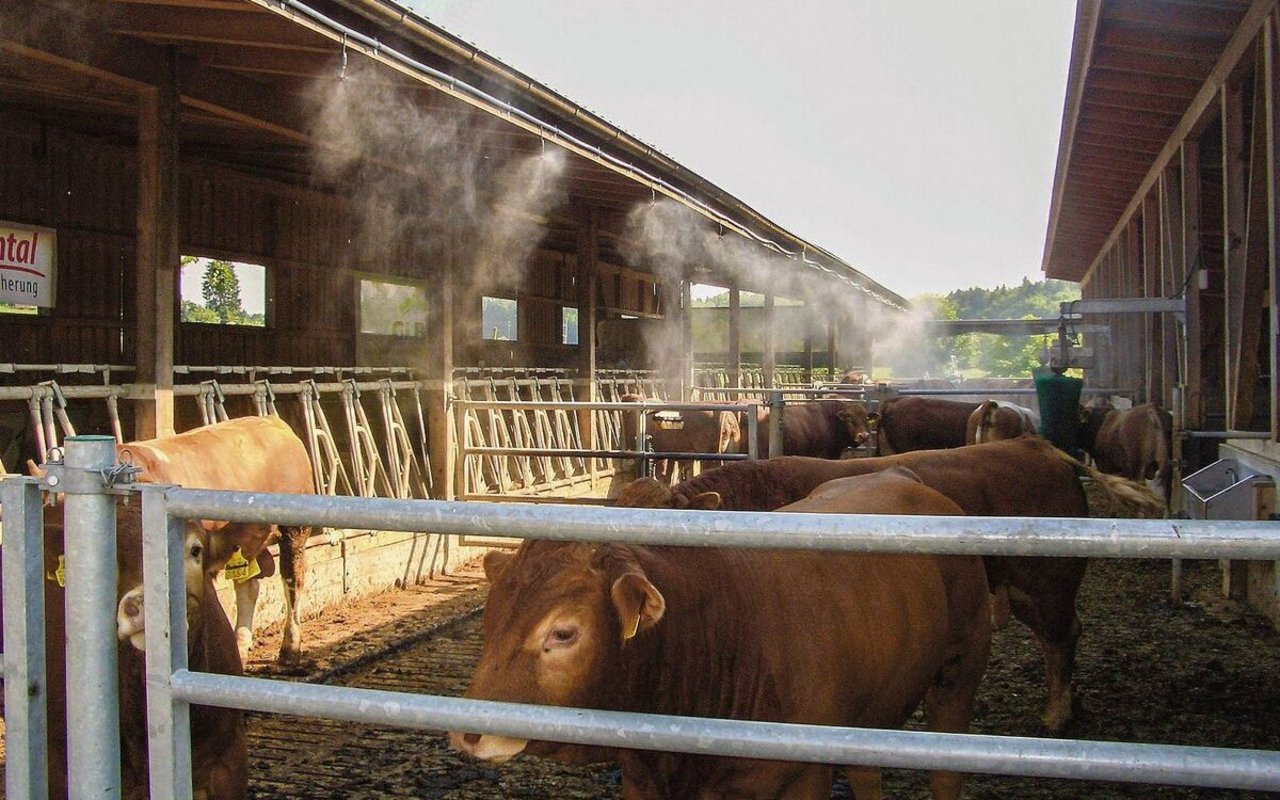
(201, 259, 245, 324)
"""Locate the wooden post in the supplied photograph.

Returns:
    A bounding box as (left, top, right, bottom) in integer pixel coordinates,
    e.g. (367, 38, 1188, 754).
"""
(763, 292, 776, 389)
(1143, 193, 1163, 402)
(826, 310, 838, 383)
(575, 206, 599, 482)
(1222, 81, 1247, 429)
(681, 279, 694, 399)
(1266, 14, 1280, 441)
(428, 235, 456, 500)
(1159, 168, 1183, 408)
(1182, 142, 1204, 430)
(802, 306, 814, 385)
(134, 48, 179, 439)
(728, 283, 741, 388)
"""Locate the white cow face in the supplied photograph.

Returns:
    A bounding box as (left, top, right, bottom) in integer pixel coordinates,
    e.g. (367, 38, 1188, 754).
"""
(115, 518, 211, 653)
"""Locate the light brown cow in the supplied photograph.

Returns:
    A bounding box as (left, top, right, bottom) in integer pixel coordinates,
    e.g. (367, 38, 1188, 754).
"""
(1079, 399, 1174, 505)
(614, 435, 1163, 733)
(0, 501, 247, 799)
(619, 395, 742, 484)
(452, 469, 991, 800)
(120, 415, 315, 664)
(965, 400, 1040, 445)
(874, 396, 979, 455)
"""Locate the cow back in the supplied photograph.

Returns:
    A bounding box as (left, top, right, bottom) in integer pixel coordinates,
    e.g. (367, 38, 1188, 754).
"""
(876, 396, 980, 454)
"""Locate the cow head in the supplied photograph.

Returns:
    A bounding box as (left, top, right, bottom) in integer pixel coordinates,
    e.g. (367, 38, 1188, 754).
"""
(613, 477, 722, 510)
(115, 508, 220, 653)
(836, 401, 872, 447)
(450, 540, 666, 763)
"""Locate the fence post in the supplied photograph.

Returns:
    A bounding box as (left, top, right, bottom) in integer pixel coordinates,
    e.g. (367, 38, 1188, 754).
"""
(768, 390, 785, 458)
(141, 485, 194, 800)
(2, 475, 51, 800)
(59, 435, 122, 799)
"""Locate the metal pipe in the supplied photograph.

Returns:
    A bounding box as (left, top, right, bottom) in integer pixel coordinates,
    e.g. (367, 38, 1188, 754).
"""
(1184, 430, 1273, 439)
(460, 446, 749, 461)
(60, 436, 122, 800)
(161, 488, 1280, 560)
(170, 671, 1280, 791)
(1, 476, 51, 800)
(140, 488, 194, 800)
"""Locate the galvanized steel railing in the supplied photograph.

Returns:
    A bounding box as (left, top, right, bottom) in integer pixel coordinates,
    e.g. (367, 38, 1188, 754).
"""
(5, 437, 1280, 799)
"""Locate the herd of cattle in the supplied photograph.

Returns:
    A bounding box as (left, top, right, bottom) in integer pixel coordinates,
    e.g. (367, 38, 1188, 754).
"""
(0, 392, 1175, 799)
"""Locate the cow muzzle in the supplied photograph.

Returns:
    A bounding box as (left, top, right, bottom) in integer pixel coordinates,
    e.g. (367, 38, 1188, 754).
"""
(116, 584, 199, 652)
(116, 585, 148, 651)
(448, 730, 528, 763)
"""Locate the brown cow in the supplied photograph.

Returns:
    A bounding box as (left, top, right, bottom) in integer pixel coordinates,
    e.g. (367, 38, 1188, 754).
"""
(0, 500, 247, 799)
(120, 415, 316, 664)
(750, 398, 873, 458)
(1079, 399, 1173, 505)
(619, 395, 742, 484)
(965, 400, 1040, 445)
(875, 396, 980, 454)
(614, 435, 1163, 732)
(452, 469, 991, 800)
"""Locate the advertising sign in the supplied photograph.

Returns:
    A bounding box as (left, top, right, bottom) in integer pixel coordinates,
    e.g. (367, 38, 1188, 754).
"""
(0, 221, 57, 307)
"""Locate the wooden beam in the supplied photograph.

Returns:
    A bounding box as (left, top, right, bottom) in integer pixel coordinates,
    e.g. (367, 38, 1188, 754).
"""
(1091, 45, 1226, 80)
(1097, 22, 1236, 61)
(574, 204, 599, 482)
(110, 6, 329, 52)
(1267, 13, 1280, 440)
(1183, 142, 1205, 428)
(134, 47, 179, 439)
(1221, 79, 1247, 427)
(1105, 0, 1245, 37)
(728, 283, 741, 388)
(763, 292, 776, 389)
(1232, 44, 1271, 427)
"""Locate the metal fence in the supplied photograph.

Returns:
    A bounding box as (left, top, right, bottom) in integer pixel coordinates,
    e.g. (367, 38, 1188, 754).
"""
(5, 436, 1280, 799)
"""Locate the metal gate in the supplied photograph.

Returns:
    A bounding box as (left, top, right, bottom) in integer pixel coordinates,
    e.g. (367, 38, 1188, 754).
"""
(4, 437, 1280, 799)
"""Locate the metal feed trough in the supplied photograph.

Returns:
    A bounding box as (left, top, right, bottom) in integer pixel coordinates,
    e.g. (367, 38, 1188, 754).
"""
(5, 436, 1280, 799)
(1182, 459, 1275, 521)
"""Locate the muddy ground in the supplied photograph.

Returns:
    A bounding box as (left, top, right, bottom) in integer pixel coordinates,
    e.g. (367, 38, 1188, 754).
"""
(234, 556, 1280, 800)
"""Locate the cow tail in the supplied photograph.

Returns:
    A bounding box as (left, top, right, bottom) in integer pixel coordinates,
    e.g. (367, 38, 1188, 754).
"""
(1044, 444, 1165, 518)
(976, 401, 999, 444)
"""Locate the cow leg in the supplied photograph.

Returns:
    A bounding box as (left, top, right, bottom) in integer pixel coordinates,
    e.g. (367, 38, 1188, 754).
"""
(842, 766, 882, 800)
(232, 577, 260, 665)
(276, 524, 310, 664)
(1002, 556, 1088, 733)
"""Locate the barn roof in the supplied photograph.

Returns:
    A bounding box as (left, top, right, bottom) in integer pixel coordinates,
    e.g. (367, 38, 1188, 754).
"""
(1041, 0, 1261, 283)
(0, 0, 907, 310)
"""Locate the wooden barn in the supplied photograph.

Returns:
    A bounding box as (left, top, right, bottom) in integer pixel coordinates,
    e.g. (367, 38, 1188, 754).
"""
(0, 0, 906, 624)
(1043, 0, 1280, 621)
(0, 0, 904, 473)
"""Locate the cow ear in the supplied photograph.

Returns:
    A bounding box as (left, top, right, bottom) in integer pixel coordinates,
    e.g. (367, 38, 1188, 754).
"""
(675, 491, 721, 510)
(483, 550, 515, 583)
(610, 572, 665, 641)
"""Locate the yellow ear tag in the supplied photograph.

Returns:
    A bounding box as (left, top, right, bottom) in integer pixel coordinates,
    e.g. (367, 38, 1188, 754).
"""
(623, 614, 640, 641)
(224, 547, 261, 584)
(46, 555, 66, 587)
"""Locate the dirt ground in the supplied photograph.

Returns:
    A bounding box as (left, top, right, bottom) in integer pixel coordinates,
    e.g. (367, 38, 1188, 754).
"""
(234, 555, 1280, 800)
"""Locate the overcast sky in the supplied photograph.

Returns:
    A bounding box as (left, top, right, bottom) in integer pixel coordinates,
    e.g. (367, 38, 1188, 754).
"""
(407, 2, 1077, 300)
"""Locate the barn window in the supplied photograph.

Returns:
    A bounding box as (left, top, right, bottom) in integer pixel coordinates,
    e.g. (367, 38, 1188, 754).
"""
(562, 306, 579, 345)
(179, 256, 267, 327)
(358, 276, 427, 337)
(482, 296, 518, 341)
